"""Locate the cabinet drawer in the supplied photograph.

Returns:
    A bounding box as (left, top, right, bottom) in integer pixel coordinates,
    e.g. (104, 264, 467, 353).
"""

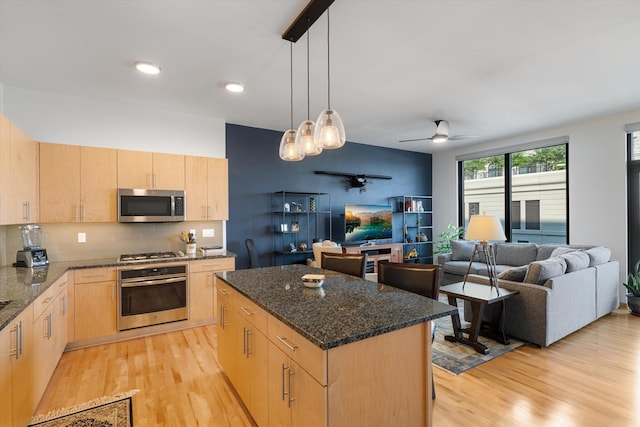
(190, 257, 235, 273)
(33, 274, 67, 320)
(74, 267, 116, 283)
(235, 292, 267, 334)
(268, 315, 326, 385)
(216, 281, 235, 306)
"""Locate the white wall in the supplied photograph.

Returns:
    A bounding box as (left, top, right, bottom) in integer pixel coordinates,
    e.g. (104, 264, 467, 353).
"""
(2, 86, 226, 157)
(433, 109, 640, 299)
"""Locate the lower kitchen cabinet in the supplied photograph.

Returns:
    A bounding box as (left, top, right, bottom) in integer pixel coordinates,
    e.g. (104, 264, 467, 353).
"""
(33, 275, 68, 402)
(74, 268, 117, 341)
(4, 305, 35, 427)
(268, 342, 326, 427)
(215, 282, 237, 385)
(189, 258, 235, 322)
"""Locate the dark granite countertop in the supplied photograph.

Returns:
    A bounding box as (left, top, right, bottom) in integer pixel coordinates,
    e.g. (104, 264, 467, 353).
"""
(217, 264, 457, 350)
(0, 252, 236, 331)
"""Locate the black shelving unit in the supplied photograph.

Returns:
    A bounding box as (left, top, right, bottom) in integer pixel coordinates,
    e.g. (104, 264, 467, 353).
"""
(389, 195, 433, 264)
(272, 191, 332, 266)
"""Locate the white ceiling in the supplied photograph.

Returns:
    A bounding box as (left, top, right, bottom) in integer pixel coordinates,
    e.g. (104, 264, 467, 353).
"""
(1, 0, 639, 153)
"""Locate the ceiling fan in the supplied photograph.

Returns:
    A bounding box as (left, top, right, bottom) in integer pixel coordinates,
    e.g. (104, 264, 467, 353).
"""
(314, 170, 392, 193)
(399, 120, 477, 144)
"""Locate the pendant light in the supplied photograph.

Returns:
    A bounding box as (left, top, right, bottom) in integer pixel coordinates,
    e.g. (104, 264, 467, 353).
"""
(315, 6, 345, 149)
(296, 20, 322, 156)
(279, 42, 305, 161)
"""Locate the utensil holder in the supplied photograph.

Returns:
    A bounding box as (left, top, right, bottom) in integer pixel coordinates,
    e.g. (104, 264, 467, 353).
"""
(186, 243, 196, 254)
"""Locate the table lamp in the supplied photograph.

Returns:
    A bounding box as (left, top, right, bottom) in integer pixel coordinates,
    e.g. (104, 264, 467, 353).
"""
(463, 215, 507, 294)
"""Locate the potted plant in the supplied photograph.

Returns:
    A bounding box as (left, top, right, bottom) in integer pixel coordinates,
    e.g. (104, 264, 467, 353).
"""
(433, 223, 464, 255)
(623, 260, 640, 316)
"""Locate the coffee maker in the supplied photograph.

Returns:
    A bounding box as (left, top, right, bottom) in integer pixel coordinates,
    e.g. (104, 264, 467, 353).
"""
(16, 225, 48, 268)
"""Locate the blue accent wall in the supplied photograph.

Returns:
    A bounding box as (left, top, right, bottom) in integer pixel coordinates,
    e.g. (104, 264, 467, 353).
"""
(226, 124, 432, 269)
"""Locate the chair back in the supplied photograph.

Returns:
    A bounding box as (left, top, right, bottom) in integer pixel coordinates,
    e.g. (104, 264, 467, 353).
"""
(321, 252, 367, 278)
(377, 261, 440, 300)
(312, 241, 342, 267)
(245, 238, 260, 269)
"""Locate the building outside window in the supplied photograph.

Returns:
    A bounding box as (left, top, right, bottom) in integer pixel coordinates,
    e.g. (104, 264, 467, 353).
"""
(460, 143, 567, 243)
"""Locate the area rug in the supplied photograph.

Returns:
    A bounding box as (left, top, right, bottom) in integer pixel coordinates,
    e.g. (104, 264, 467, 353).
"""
(29, 389, 139, 427)
(432, 300, 526, 375)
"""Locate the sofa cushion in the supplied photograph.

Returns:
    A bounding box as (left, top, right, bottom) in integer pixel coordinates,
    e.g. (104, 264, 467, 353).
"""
(536, 244, 560, 261)
(524, 257, 567, 285)
(451, 240, 477, 261)
(584, 246, 611, 266)
(497, 265, 529, 282)
(550, 246, 577, 257)
(558, 251, 590, 272)
(496, 243, 538, 266)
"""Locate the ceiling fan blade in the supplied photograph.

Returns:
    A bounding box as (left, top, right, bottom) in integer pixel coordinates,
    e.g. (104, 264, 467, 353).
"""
(362, 173, 392, 180)
(398, 137, 432, 143)
(448, 135, 478, 141)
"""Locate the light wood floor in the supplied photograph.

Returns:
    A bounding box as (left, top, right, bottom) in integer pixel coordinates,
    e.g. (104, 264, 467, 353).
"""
(36, 308, 639, 427)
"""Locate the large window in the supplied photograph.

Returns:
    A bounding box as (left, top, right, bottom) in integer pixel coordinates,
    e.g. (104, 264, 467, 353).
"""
(460, 143, 568, 243)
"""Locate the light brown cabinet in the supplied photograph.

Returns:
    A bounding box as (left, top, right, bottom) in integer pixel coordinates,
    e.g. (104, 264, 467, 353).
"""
(0, 321, 13, 427)
(118, 149, 185, 190)
(0, 114, 39, 225)
(73, 268, 117, 342)
(185, 156, 229, 220)
(39, 143, 117, 223)
(32, 274, 68, 402)
(4, 305, 35, 427)
(189, 258, 235, 322)
(215, 282, 237, 386)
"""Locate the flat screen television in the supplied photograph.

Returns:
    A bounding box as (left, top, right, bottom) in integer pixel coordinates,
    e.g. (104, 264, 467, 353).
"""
(344, 204, 393, 245)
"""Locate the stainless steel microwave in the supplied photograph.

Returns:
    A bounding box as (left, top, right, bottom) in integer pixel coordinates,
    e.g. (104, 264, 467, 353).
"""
(118, 189, 186, 223)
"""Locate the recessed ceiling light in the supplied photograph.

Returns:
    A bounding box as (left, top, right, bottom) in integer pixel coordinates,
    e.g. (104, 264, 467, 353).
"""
(224, 82, 245, 93)
(135, 61, 161, 75)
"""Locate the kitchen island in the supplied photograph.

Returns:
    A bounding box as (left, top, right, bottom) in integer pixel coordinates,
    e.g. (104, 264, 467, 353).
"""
(216, 264, 456, 427)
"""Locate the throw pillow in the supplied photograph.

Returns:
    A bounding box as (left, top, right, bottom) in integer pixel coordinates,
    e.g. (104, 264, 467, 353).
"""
(558, 251, 590, 272)
(497, 265, 528, 282)
(524, 257, 567, 285)
(451, 240, 477, 261)
(584, 246, 611, 266)
(550, 247, 577, 257)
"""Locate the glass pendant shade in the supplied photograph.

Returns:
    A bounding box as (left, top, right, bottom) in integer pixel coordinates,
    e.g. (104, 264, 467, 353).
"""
(297, 120, 322, 156)
(315, 109, 345, 149)
(279, 129, 304, 161)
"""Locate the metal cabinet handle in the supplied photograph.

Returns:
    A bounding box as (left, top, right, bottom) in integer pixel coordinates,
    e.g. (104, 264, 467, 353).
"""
(42, 297, 53, 305)
(207, 205, 212, 219)
(9, 324, 18, 357)
(82, 204, 86, 220)
(245, 329, 252, 357)
(220, 305, 226, 329)
(111, 283, 115, 301)
(281, 363, 288, 402)
(26, 201, 30, 220)
(276, 335, 298, 352)
(62, 294, 67, 316)
(218, 288, 230, 296)
(17, 321, 23, 359)
(240, 306, 253, 317)
(22, 202, 28, 220)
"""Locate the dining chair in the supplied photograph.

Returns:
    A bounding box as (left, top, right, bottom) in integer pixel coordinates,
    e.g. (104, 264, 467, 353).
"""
(245, 238, 260, 269)
(377, 261, 441, 399)
(320, 252, 367, 278)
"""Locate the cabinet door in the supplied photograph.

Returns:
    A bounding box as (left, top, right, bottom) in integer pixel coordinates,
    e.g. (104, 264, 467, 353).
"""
(117, 149, 153, 188)
(215, 286, 237, 385)
(290, 359, 326, 427)
(33, 306, 54, 401)
(236, 318, 269, 427)
(39, 143, 81, 223)
(81, 146, 117, 222)
(208, 157, 228, 220)
(0, 325, 12, 427)
(268, 342, 292, 427)
(189, 271, 214, 321)
(185, 155, 208, 220)
(74, 281, 117, 341)
(10, 305, 35, 427)
(0, 116, 39, 225)
(153, 153, 185, 190)
(53, 281, 69, 360)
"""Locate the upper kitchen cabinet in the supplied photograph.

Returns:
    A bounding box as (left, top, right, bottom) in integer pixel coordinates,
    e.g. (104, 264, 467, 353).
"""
(185, 156, 228, 220)
(40, 144, 117, 223)
(0, 114, 39, 225)
(117, 150, 185, 190)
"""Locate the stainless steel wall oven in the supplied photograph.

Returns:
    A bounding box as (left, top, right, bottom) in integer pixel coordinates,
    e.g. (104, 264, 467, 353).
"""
(117, 262, 188, 331)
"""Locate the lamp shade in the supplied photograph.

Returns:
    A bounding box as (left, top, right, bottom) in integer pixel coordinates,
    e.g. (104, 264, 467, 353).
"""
(279, 129, 304, 161)
(315, 109, 345, 149)
(296, 120, 322, 156)
(465, 215, 506, 241)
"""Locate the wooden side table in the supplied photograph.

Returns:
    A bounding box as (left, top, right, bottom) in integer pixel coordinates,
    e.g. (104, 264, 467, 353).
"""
(439, 282, 519, 355)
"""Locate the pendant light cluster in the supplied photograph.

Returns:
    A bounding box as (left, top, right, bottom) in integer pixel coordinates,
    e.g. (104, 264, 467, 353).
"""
(279, 1, 345, 161)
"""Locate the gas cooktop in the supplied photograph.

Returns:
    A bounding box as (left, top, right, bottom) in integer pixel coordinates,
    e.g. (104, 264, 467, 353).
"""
(119, 251, 181, 263)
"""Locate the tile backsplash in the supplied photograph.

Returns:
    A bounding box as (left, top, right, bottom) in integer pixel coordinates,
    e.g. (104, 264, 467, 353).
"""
(1, 221, 224, 265)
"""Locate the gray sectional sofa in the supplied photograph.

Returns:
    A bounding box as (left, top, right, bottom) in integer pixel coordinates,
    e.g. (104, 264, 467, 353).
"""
(437, 241, 620, 347)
